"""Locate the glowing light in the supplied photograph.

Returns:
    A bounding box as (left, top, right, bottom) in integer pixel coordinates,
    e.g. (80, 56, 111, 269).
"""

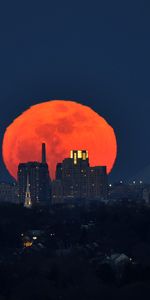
(83, 153, 86, 160)
(74, 153, 77, 164)
(77, 150, 82, 158)
(24, 241, 32, 248)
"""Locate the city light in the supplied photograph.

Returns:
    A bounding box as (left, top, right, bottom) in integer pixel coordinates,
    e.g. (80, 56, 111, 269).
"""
(24, 241, 33, 248)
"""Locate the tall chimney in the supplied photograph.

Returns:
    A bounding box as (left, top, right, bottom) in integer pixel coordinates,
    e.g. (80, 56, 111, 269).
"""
(42, 143, 46, 163)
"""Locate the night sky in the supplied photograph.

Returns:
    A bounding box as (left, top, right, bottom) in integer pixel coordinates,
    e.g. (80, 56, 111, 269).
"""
(0, 0, 150, 182)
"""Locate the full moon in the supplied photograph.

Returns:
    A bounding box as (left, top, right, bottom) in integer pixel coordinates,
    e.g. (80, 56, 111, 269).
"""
(2, 100, 117, 179)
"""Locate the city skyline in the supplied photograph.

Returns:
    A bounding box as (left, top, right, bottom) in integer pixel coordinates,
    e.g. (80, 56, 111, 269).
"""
(0, 140, 145, 185)
(16, 144, 108, 206)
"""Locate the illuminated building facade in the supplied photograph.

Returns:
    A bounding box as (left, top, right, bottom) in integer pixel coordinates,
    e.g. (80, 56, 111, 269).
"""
(70, 150, 89, 165)
(18, 143, 51, 205)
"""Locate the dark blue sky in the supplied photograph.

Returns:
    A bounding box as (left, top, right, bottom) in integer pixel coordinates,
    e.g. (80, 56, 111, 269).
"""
(0, 0, 150, 182)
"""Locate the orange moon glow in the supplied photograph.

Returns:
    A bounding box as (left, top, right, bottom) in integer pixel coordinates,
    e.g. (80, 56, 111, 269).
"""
(2, 100, 117, 180)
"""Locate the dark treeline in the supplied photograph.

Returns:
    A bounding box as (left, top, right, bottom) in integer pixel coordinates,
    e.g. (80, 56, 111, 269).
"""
(0, 202, 150, 299)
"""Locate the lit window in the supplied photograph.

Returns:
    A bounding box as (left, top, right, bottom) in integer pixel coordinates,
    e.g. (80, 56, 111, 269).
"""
(83, 153, 86, 160)
(77, 150, 82, 158)
(74, 153, 77, 164)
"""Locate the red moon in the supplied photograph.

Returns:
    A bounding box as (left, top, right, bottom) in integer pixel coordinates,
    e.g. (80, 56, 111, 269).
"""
(2, 100, 117, 179)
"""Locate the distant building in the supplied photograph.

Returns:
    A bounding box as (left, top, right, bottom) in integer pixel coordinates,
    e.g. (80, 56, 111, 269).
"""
(87, 166, 108, 200)
(62, 150, 89, 199)
(0, 182, 18, 203)
(51, 180, 63, 204)
(109, 182, 144, 202)
(53, 150, 108, 203)
(18, 143, 51, 206)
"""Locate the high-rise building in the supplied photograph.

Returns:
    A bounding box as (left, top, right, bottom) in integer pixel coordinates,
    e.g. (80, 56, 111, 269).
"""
(87, 166, 108, 200)
(62, 150, 89, 199)
(53, 150, 108, 202)
(18, 143, 51, 206)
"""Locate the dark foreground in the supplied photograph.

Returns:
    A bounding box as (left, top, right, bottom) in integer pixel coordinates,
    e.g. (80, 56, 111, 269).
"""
(0, 202, 150, 299)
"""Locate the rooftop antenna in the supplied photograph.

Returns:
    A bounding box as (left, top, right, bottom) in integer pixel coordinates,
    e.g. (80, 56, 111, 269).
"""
(24, 173, 32, 208)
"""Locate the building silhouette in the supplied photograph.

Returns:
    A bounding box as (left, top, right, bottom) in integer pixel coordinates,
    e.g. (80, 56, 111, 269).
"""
(18, 143, 51, 206)
(87, 166, 108, 200)
(61, 150, 89, 199)
(53, 150, 108, 202)
(56, 163, 62, 180)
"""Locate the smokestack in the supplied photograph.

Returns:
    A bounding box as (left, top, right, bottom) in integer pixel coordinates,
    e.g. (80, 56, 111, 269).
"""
(42, 143, 46, 163)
